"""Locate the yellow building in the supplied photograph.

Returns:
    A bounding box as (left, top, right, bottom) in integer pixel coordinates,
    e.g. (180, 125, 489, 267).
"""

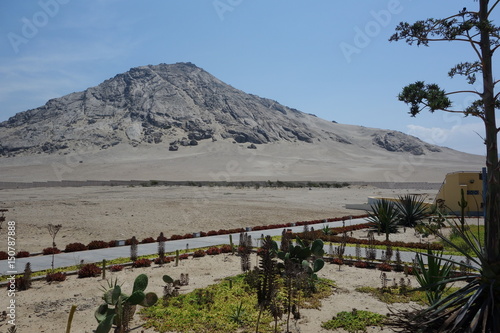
(434, 171, 484, 216)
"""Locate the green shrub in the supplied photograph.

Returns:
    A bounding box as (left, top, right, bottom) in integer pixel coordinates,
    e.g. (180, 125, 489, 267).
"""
(322, 309, 386, 332)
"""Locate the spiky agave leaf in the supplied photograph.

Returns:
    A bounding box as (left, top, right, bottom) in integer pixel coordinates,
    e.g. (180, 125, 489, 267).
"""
(413, 248, 453, 305)
(410, 220, 500, 332)
(366, 199, 399, 237)
(395, 194, 428, 227)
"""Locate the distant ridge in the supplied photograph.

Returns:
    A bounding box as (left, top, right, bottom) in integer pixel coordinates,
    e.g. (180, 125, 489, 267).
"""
(0, 179, 442, 190)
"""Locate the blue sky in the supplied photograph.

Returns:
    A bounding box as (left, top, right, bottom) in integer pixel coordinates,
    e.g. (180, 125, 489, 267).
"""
(0, 0, 496, 155)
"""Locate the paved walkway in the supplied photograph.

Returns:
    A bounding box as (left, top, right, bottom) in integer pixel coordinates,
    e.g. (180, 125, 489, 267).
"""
(0, 218, 467, 276)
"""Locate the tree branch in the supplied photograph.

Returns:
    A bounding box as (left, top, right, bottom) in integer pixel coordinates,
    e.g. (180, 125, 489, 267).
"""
(463, 15, 483, 60)
(423, 37, 481, 45)
(488, 0, 500, 16)
(440, 108, 469, 114)
(446, 90, 482, 96)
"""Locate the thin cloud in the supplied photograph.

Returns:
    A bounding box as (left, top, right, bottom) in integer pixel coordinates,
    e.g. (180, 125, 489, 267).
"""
(407, 121, 488, 155)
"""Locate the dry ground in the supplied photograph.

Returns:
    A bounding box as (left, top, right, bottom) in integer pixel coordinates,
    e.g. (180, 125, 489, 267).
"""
(0, 185, 437, 254)
(0, 184, 444, 332)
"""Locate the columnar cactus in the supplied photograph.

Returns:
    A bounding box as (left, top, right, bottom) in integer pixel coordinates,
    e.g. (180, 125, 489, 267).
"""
(458, 188, 468, 232)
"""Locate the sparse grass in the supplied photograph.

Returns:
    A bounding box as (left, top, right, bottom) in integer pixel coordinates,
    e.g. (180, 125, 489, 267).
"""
(356, 286, 428, 305)
(441, 225, 485, 254)
(355, 286, 460, 306)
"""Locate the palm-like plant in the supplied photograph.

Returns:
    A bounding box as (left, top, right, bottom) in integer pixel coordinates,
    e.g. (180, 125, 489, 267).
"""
(366, 199, 399, 241)
(394, 194, 428, 227)
(402, 221, 499, 332)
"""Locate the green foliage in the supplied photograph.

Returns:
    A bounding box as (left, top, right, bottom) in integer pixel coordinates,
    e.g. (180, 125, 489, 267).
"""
(143, 275, 273, 333)
(356, 286, 427, 306)
(228, 301, 247, 326)
(162, 274, 174, 284)
(277, 237, 325, 332)
(142, 274, 334, 333)
(390, 4, 500, 330)
(322, 309, 386, 332)
(366, 199, 399, 241)
(356, 285, 460, 307)
(411, 221, 499, 332)
(321, 224, 331, 236)
(396, 81, 452, 116)
(95, 274, 158, 333)
(256, 235, 279, 332)
(414, 222, 441, 238)
(277, 237, 325, 281)
(443, 225, 485, 254)
(413, 248, 453, 305)
(394, 194, 428, 227)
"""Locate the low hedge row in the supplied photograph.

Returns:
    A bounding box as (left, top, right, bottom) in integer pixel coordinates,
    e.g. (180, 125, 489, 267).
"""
(296, 227, 444, 251)
(13, 214, 369, 258)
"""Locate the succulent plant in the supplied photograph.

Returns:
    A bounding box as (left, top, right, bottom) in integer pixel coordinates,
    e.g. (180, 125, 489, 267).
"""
(95, 274, 158, 333)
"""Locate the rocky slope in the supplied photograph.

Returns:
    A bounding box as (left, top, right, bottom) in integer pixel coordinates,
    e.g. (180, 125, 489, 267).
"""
(0, 62, 443, 157)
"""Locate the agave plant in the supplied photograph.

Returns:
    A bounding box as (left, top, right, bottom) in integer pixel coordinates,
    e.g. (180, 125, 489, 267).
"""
(394, 194, 428, 227)
(366, 199, 399, 241)
(413, 248, 453, 305)
(404, 220, 500, 332)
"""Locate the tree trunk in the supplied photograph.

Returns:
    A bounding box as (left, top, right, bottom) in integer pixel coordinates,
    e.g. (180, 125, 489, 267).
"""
(479, 0, 500, 267)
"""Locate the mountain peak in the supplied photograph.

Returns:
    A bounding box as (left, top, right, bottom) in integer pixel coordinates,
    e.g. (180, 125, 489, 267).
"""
(0, 62, 444, 157)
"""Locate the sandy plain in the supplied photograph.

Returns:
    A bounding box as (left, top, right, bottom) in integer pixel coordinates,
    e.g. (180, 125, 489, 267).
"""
(0, 184, 438, 254)
(0, 184, 445, 332)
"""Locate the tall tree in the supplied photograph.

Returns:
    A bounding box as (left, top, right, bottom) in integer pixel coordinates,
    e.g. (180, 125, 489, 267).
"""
(390, 0, 499, 265)
(390, 1, 500, 331)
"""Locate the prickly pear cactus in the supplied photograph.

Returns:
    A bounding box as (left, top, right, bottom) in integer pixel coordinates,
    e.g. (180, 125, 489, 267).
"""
(95, 274, 158, 333)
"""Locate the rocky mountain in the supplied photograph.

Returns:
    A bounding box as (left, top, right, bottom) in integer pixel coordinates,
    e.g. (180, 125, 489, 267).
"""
(0, 62, 444, 157)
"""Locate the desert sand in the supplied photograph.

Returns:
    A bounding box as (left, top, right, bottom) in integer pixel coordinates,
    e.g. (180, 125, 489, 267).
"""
(1, 253, 427, 333)
(0, 140, 485, 183)
(0, 184, 445, 332)
(0, 184, 438, 254)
